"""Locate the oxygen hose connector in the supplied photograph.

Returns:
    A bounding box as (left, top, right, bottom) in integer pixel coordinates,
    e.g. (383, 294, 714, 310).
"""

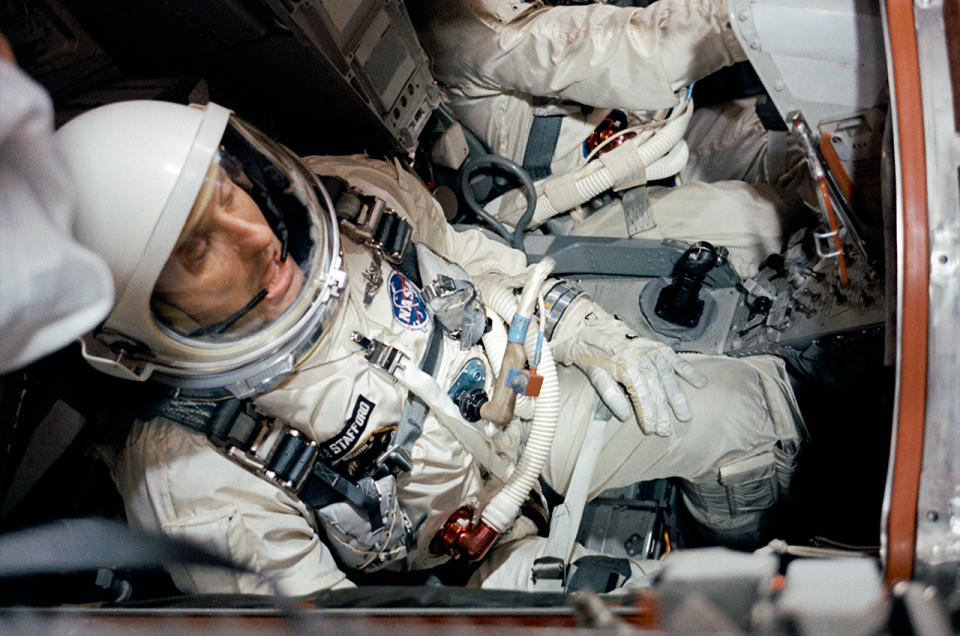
(477, 259, 553, 425)
(429, 506, 500, 562)
(454, 387, 488, 422)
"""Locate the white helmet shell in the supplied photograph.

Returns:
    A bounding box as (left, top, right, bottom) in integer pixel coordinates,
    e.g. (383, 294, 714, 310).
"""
(57, 101, 345, 397)
(58, 101, 227, 309)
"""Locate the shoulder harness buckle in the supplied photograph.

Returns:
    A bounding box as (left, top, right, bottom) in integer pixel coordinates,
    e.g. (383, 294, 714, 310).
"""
(333, 186, 412, 264)
(218, 407, 321, 496)
(350, 331, 407, 376)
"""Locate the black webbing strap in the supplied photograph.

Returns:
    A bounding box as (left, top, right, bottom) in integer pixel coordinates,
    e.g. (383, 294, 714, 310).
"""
(141, 397, 383, 526)
(522, 114, 563, 180)
(397, 244, 422, 288)
(374, 212, 412, 263)
(321, 175, 412, 264)
(142, 313, 444, 529)
(566, 555, 632, 593)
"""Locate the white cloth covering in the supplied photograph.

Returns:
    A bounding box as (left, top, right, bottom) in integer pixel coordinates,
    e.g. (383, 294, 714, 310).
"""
(0, 59, 113, 372)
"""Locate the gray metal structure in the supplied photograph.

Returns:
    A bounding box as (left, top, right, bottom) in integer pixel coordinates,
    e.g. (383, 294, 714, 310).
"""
(727, 0, 887, 133)
(261, 0, 439, 154)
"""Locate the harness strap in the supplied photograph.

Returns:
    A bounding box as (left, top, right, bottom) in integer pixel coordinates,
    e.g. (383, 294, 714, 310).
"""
(322, 175, 413, 266)
(353, 331, 513, 483)
(394, 320, 443, 453)
(522, 114, 563, 180)
(142, 397, 377, 520)
(533, 401, 613, 591)
(142, 321, 445, 531)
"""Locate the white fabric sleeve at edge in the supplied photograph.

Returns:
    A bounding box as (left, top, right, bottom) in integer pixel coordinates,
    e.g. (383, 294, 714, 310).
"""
(112, 419, 354, 596)
(426, 0, 746, 111)
(0, 58, 113, 372)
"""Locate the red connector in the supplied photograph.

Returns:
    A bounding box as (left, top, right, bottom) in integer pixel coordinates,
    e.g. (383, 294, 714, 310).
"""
(429, 506, 500, 561)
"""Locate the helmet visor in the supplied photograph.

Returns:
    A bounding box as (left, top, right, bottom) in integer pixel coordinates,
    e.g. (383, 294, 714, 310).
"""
(151, 116, 325, 343)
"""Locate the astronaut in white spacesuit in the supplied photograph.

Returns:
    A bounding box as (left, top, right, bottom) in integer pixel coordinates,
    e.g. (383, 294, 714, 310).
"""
(56, 100, 802, 596)
(413, 0, 806, 277)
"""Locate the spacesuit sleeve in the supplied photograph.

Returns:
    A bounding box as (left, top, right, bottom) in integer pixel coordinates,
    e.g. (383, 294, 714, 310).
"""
(304, 154, 528, 278)
(112, 418, 355, 596)
(420, 0, 746, 111)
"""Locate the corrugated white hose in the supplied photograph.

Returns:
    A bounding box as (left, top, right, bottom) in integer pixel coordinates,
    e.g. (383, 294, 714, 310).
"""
(481, 310, 535, 422)
(529, 99, 694, 224)
(501, 257, 556, 428)
(644, 138, 689, 182)
(477, 262, 560, 533)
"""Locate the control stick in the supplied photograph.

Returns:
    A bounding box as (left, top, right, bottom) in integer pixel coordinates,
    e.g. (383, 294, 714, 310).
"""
(653, 241, 724, 328)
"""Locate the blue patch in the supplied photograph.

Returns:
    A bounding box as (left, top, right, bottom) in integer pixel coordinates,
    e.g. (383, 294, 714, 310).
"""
(388, 270, 429, 331)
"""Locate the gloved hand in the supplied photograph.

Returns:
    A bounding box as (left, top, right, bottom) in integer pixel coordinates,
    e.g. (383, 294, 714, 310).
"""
(550, 296, 707, 436)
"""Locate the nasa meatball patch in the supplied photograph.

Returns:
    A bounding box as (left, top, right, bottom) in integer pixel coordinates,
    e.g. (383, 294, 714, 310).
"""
(388, 270, 429, 331)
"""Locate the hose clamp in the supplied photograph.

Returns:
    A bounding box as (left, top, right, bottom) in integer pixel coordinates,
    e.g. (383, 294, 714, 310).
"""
(542, 280, 589, 340)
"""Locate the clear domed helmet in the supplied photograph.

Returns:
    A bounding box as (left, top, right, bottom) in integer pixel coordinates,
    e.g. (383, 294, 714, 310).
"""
(56, 101, 346, 398)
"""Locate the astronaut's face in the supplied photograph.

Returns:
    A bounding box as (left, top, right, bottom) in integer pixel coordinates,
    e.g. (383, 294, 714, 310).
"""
(154, 171, 304, 333)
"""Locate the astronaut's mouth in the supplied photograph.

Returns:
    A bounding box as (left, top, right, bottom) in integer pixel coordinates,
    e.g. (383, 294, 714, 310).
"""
(263, 254, 294, 300)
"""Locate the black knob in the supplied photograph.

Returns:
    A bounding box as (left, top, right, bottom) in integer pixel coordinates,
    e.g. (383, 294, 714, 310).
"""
(754, 296, 772, 314)
(455, 388, 489, 422)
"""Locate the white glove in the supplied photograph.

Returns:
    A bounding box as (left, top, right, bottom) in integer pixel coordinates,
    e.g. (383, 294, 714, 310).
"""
(551, 298, 707, 436)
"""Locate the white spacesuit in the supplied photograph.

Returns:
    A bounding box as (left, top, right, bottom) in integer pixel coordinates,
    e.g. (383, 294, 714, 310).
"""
(414, 0, 805, 276)
(57, 101, 802, 596)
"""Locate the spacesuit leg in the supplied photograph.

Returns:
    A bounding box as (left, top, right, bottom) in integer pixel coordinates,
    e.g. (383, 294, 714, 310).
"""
(678, 96, 814, 215)
(567, 180, 805, 277)
(543, 354, 804, 546)
(679, 97, 789, 184)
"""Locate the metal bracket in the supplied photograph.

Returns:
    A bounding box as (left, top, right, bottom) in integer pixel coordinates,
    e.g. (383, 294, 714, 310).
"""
(423, 274, 457, 302)
(351, 331, 407, 375)
(813, 228, 844, 259)
(531, 556, 567, 588)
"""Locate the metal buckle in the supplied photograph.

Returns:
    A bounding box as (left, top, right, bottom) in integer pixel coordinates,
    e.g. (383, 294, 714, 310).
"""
(376, 444, 414, 473)
(353, 198, 386, 242)
(370, 211, 411, 263)
(338, 192, 410, 264)
(226, 420, 319, 495)
(266, 429, 320, 494)
(531, 556, 567, 585)
(351, 332, 407, 375)
(224, 409, 277, 470)
(423, 275, 457, 302)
